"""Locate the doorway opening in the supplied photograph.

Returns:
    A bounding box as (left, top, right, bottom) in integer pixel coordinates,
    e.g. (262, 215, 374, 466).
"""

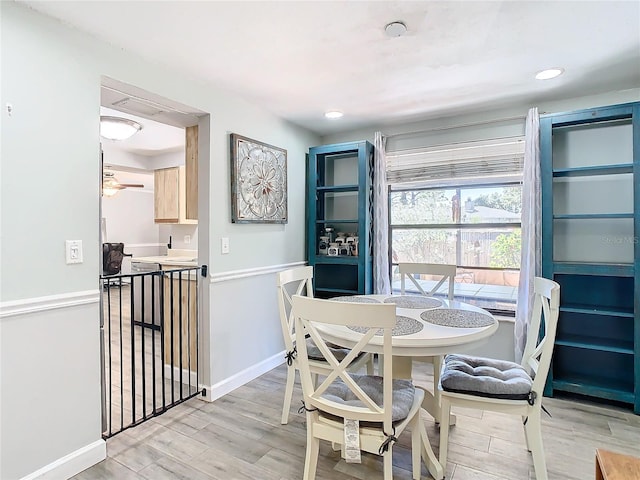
(98, 77, 210, 437)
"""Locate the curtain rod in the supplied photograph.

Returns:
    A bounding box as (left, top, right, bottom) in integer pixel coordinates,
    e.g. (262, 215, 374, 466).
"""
(384, 114, 526, 139)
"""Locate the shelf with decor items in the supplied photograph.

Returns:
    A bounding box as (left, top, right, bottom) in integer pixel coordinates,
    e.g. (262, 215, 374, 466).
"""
(307, 141, 374, 298)
(541, 101, 639, 414)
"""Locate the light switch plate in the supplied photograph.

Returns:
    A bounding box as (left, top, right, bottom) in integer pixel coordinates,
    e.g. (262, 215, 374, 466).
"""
(65, 240, 83, 264)
(221, 237, 230, 254)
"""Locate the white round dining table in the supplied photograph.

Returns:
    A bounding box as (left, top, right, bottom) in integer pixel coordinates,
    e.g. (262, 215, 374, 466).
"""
(317, 294, 499, 358)
(316, 293, 500, 480)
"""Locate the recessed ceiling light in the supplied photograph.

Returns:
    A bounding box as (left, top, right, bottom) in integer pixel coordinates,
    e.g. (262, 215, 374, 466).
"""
(385, 21, 407, 37)
(325, 111, 344, 119)
(535, 68, 564, 80)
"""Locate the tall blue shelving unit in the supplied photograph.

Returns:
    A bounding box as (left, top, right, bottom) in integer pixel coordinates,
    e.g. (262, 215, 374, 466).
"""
(541, 101, 639, 414)
(307, 141, 374, 298)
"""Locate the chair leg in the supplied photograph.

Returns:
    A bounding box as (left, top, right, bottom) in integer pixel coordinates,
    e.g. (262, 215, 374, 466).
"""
(411, 415, 422, 480)
(281, 365, 296, 425)
(438, 396, 451, 470)
(304, 412, 320, 480)
(522, 415, 530, 451)
(525, 409, 548, 480)
(366, 354, 374, 375)
(383, 447, 393, 480)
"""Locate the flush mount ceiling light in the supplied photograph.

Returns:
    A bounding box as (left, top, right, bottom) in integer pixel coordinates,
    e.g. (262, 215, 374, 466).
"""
(325, 111, 344, 119)
(535, 68, 564, 80)
(385, 21, 407, 37)
(100, 116, 143, 141)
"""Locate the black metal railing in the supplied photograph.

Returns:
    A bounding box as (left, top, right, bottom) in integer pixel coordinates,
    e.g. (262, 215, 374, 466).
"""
(100, 266, 201, 439)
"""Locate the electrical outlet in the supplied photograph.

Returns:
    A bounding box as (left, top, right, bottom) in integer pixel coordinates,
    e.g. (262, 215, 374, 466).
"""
(184, 235, 191, 244)
(221, 237, 230, 254)
(65, 240, 83, 264)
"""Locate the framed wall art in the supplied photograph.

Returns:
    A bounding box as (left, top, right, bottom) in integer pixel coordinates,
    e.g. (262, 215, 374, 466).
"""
(230, 133, 288, 223)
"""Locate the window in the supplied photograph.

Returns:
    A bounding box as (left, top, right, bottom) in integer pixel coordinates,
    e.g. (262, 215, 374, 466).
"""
(387, 136, 524, 314)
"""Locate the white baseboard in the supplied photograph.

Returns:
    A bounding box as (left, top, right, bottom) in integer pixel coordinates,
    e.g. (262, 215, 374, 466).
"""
(20, 439, 106, 480)
(200, 351, 285, 402)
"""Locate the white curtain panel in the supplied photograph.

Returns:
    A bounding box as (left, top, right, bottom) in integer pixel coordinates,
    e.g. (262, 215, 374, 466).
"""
(514, 107, 542, 362)
(373, 132, 391, 294)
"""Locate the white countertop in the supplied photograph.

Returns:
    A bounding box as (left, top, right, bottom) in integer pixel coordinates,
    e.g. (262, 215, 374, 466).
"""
(132, 249, 197, 268)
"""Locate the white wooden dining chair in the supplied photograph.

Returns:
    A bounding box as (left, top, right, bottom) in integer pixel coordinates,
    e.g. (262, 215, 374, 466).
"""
(276, 266, 373, 424)
(398, 262, 457, 422)
(292, 295, 426, 480)
(398, 262, 456, 300)
(438, 277, 560, 480)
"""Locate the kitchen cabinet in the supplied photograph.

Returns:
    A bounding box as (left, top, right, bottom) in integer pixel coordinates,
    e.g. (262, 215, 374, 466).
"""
(163, 272, 197, 375)
(154, 165, 197, 224)
(185, 125, 198, 220)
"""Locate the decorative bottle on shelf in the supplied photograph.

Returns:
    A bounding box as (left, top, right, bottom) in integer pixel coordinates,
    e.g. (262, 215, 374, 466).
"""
(324, 227, 335, 244)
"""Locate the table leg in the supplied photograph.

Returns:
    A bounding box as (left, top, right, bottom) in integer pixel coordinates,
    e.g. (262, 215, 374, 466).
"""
(418, 414, 444, 480)
(396, 356, 457, 426)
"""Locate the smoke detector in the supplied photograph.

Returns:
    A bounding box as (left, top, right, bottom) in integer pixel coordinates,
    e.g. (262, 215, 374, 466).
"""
(385, 21, 407, 37)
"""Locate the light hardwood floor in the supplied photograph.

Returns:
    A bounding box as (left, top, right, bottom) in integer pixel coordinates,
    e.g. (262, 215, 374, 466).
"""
(75, 358, 640, 480)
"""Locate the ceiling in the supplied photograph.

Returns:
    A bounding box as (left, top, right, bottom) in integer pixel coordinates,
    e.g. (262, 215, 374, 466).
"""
(21, 1, 640, 136)
(101, 106, 185, 156)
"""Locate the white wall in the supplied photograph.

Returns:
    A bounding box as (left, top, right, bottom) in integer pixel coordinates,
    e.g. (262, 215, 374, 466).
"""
(0, 3, 319, 479)
(322, 88, 640, 146)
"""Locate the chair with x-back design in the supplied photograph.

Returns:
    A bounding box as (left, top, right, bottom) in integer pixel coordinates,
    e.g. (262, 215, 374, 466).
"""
(276, 266, 373, 424)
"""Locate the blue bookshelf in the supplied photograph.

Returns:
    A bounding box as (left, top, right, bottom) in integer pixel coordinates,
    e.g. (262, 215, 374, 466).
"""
(307, 141, 374, 298)
(541, 101, 640, 414)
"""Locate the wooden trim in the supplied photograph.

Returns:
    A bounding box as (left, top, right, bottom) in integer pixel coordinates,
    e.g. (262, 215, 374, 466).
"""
(210, 261, 306, 283)
(0, 290, 100, 319)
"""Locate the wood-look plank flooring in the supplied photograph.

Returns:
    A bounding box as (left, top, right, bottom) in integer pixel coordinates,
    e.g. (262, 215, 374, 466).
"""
(74, 357, 640, 480)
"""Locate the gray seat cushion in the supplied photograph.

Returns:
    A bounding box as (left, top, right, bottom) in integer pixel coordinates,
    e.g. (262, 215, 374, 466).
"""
(321, 374, 415, 422)
(306, 338, 354, 362)
(440, 354, 533, 400)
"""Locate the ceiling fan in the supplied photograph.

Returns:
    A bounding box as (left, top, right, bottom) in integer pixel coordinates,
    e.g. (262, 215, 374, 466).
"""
(102, 171, 144, 197)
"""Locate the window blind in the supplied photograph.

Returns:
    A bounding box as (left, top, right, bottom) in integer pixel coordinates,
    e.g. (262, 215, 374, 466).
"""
(386, 136, 525, 185)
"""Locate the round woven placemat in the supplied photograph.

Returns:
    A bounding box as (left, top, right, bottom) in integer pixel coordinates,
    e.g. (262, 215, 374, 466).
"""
(420, 308, 494, 328)
(348, 315, 424, 336)
(329, 295, 381, 304)
(383, 295, 443, 309)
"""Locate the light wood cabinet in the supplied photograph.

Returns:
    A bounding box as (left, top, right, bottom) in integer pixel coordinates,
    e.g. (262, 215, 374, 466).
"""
(185, 125, 198, 220)
(163, 274, 197, 373)
(154, 166, 197, 224)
